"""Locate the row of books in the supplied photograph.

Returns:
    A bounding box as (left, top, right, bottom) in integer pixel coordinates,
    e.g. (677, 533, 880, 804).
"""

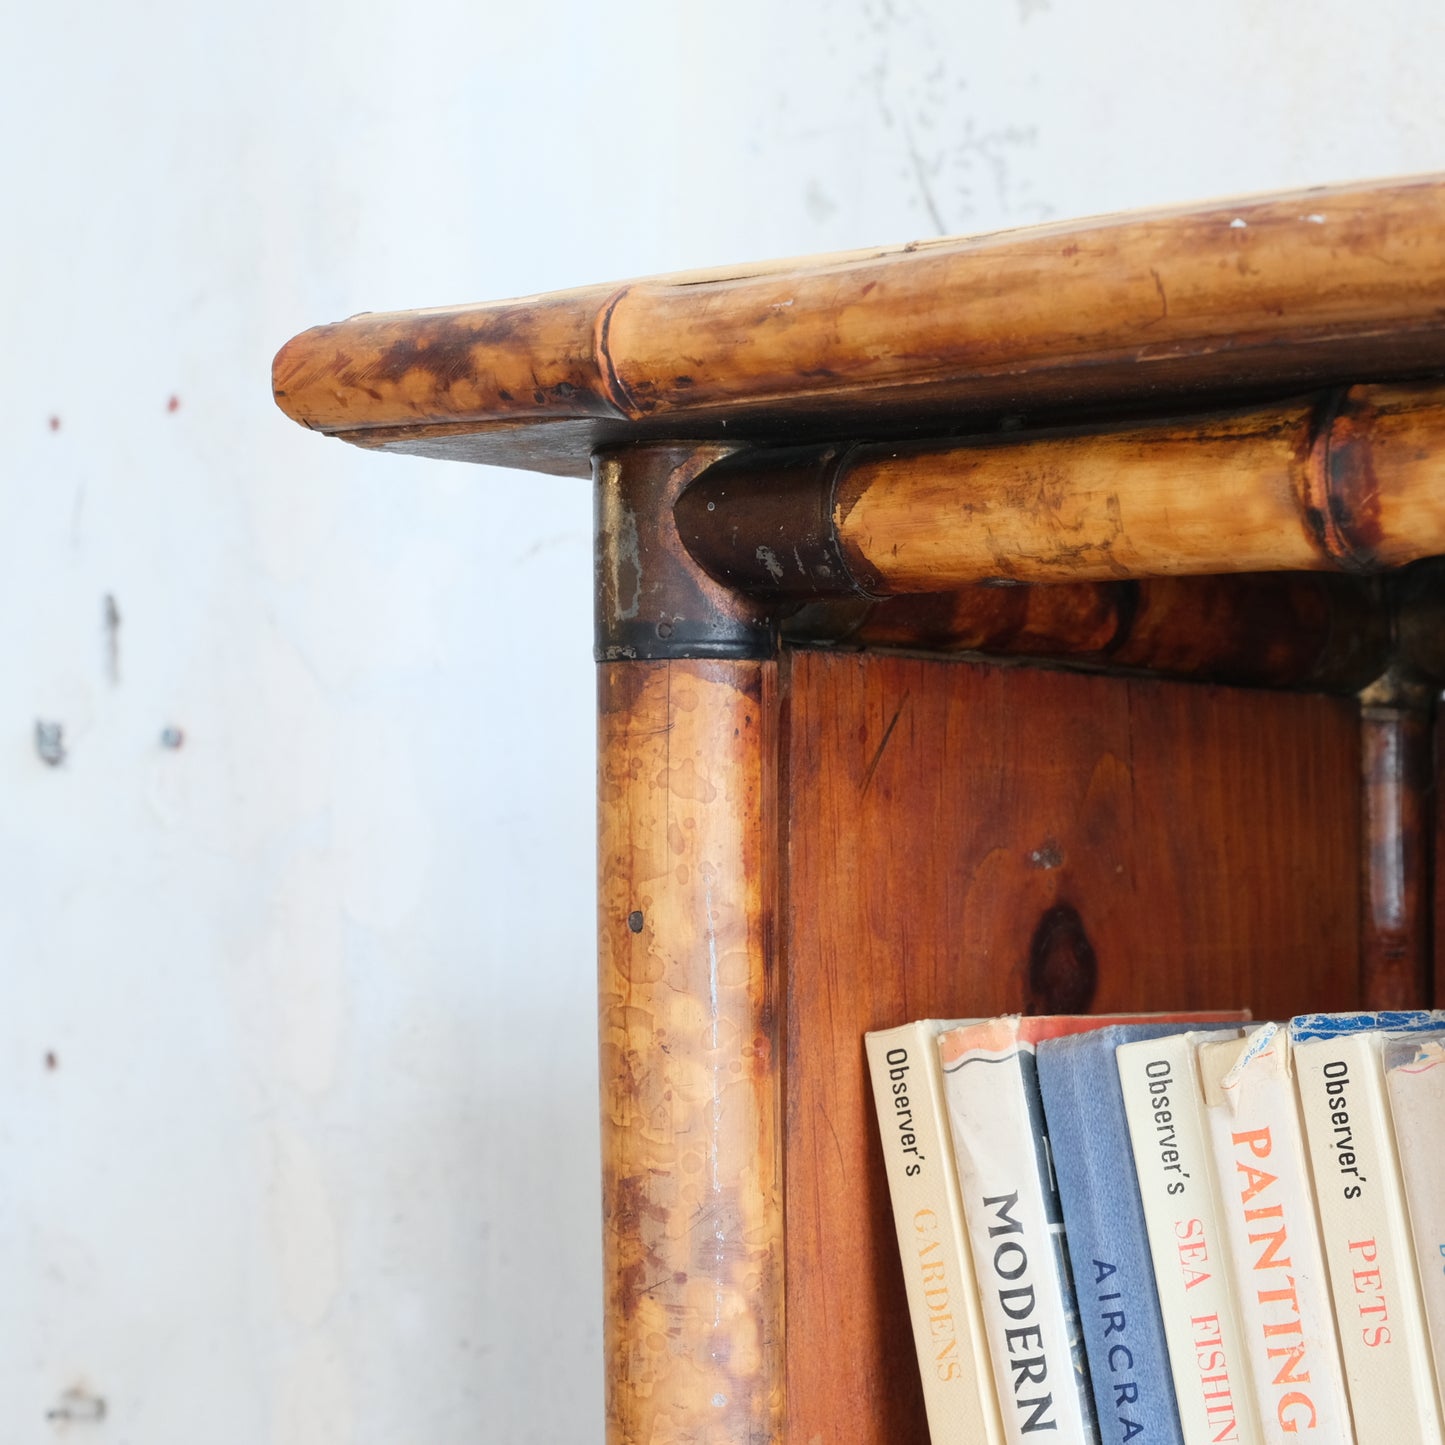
(865, 1010, 1445, 1445)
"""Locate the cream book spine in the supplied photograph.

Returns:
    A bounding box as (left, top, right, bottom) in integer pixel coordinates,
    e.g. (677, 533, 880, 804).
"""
(1117, 1030, 1263, 1445)
(939, 1016, 1101, 1445)
(866, 1021, 1005, 1445)
(1293, 1025, 1444, 1445)
(1383, 1032, 1445, 1407)
(1198, 1025, 1355, 1445)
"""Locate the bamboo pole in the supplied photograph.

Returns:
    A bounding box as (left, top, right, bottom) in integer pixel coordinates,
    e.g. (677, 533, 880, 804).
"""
(677, 382, 1445, 590)
(597, 658, 783, 1445)
(1359, 672, 1434, 1009)
(272, 176, 1445, 476)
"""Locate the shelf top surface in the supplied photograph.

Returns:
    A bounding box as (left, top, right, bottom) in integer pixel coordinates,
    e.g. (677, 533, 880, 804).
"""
(273, 174, 1445, 477)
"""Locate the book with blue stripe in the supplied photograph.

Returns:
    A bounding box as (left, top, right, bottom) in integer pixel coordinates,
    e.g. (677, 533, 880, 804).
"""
(1037, 1022, 1240, 1445)
(1290, 1010, 1445, 1445)
(1289, 1009, 1445, 1042)
(1384, 1031, 1445, 1407)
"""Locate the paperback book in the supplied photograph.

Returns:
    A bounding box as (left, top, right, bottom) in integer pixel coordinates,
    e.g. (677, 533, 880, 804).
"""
(937, 1012, 1231, 1445)
(1197, 1025, 1354, 1444)
(1037, 1021, 1242, 1445)
(865, 1020, 1006, 1445)
(1117, 1028, 1262, 1445)
(1383, 1030, 1445, 1408)
(1292, 1011, 1445, 1445)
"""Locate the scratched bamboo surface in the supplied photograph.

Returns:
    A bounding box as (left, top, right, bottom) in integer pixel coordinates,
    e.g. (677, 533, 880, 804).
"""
(273, 175, 1445, 476)
(597, 659, 783, 1445)
(779, 648, 1363, 1445)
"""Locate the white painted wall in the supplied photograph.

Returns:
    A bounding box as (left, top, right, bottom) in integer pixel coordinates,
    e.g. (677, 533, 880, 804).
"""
(3, 3, 1443, 1440)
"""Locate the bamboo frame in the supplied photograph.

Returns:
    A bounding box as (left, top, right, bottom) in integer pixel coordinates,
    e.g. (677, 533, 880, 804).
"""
(597, 658, 783, 1444)
(268, 173, 1445, 1445)
(271, 175, 1445, 476)
(678, 383, 1445, 590)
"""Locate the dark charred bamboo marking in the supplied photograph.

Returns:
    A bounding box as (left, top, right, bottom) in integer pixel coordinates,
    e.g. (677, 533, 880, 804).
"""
(675, 443, 879, 598)
(594, 446, 775, 662)
(1325, 389, 1386, 569)
(1296, 386, 1387, 571)
(593, 285, 638, 416)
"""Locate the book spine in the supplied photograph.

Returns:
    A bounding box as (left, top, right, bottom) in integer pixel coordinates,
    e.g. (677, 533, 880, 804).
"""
(942, 1030, 1099, 1444)
(1118, 1033, 1263, 1445)
(1383, 1034, 1445, 1412)
(1295, 1032, 1444, 1444)
(866, 1025, 1004, 1445)
(1038, 1033, 1186, 1445)
(1198, 1028, 1355, 1445)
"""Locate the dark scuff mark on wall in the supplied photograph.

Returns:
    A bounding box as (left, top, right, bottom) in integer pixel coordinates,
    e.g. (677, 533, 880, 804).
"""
(46, 1384, 107, 1423)
(35, 720, 66, 768)
(104, 594, 121, 686)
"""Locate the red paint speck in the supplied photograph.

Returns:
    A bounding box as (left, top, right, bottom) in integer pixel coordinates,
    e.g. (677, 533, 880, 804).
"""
(48, 416, 60, 432)
(166, 395, 181, 413)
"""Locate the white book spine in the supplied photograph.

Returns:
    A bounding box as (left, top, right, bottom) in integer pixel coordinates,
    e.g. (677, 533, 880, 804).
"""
(1295, 1032, 1444, 1444)
(866, 1023, 1005, 1445)
(1199, 1026, 1355, 1445)
(1383, 1035, 1445, 1409)
(1118, 1031, 1263, 1445)
(941, 1029, 1097, 1445)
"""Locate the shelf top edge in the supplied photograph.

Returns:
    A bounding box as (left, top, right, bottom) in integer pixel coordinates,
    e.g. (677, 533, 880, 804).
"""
(272, 174, 1445, 477)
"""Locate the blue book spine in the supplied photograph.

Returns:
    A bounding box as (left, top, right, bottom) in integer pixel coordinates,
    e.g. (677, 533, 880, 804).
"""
(1038, 1024, 1222, 1445)
(1288, 1008, 1445, 1042)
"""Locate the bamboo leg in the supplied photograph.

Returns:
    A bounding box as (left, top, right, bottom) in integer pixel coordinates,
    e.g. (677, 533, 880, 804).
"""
(1436, 702, 1445, 1008)
(598, 658, 782, 1445)
(1360, 676, 1433, 1008)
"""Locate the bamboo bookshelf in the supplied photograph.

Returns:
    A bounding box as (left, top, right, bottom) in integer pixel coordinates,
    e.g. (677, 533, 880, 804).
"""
(274, 175, 1445, 1445)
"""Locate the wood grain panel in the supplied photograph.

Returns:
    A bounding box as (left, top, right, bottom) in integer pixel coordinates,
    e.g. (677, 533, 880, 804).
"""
(779, 649, 1362, 1445)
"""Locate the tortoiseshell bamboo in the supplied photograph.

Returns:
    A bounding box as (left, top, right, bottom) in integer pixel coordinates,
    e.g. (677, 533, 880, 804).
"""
(1359, 671, 1434, 1010)
(597, 658, 783, 1445)
(272, 176, 1445, 476)
(678, 383, 1445, 590)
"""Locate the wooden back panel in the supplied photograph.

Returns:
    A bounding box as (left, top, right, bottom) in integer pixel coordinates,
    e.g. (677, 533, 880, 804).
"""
(780, 648, 1362, 1445)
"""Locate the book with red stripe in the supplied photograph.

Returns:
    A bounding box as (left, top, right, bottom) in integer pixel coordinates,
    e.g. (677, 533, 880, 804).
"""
(1198, 1025, 1353, 1445)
